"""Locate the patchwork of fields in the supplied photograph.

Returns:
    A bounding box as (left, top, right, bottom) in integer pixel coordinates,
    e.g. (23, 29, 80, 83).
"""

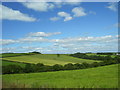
(2, 64, 118, 88)
(1, 53, 119, 88)
(2, 54, 100, 65)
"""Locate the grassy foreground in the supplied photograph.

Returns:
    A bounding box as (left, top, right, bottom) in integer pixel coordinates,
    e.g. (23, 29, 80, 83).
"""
(2, 64, 118, 88)
(2, 54, 99, 65)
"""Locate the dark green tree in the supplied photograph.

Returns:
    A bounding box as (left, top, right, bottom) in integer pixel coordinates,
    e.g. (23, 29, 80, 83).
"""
(64, 63, 74, 70)
(52, 64, 63, 71)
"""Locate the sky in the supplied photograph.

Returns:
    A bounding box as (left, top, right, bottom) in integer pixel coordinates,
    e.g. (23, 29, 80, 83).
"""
(0, 2, 119, 54)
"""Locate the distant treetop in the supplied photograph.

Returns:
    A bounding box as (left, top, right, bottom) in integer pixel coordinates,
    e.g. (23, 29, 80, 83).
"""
(29, 51, 41, 54)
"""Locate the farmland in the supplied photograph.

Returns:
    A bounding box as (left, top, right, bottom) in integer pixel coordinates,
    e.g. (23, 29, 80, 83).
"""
(2, 64, 118, 88)
(1, 53, 119, 88)
(2, 60, 26, 67)
(2, 54, 100, 65)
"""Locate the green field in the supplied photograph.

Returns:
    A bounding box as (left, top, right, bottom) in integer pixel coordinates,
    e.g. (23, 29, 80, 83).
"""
(2, 60, 26, 67)
(2, 64, 118, 88)
(86, 53, 116, 58)
(0, 53, 35, 58)
(2, 54, 100, 65)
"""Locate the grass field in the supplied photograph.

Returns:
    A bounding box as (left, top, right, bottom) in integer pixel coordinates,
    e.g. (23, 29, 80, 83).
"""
(2, 64, 118, 88)
(0, 53, 35, 58)
(2, 54, 100, 65)
(2, 60, 26, 67)
(86, 53, 116, 58)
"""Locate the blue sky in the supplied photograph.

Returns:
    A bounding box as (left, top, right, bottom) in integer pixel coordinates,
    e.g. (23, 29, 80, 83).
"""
(1, 2, 119, 53)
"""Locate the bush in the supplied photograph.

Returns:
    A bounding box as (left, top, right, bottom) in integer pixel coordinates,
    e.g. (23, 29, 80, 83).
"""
(64, 63, 75, 70)
(2, 65, 23, 74)
(52, 64, 63, 71)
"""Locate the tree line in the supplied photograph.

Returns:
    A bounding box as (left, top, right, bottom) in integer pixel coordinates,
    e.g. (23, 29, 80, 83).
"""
(1, 51, 41, 58)
(70, 52, 120, 62)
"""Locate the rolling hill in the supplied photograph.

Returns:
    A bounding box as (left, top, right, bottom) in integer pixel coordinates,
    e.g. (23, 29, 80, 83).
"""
(2, 54, 100, 65)
(2, 64, 118, 88)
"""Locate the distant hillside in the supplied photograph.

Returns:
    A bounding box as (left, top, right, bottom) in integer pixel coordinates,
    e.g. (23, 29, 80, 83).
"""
(2, 54, 100, 65)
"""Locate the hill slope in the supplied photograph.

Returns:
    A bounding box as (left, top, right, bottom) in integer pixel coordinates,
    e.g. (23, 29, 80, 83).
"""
(3, 64, 118, 88)
(2, 54, 99, 65)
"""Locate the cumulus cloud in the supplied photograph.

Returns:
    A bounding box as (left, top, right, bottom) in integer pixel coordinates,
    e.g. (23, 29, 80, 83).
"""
(22, 2, 80, 12)
(1, 39, 17, 45)
(53, 35, 117, 45)
(52, 35, 118, 53)
(53, 2, 80, 8)
(22, 2, 55, 12)
(72, 7, 86, 17)
(1, 32, 61, 45)
(1, 32, 118, 53)
(0, 5, 36, 22)
(107, 2, 117, 11)
(58, 12, 73, 21)
(18, 37, 49, 43)
(51, 7, 87, 22)
(28, 32, 61, 37)
(50, 17, 60, 21)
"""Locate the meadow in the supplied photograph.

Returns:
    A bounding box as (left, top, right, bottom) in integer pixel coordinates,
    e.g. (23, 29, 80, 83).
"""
(2, 60, 26, 67)
(0, 53, 35, 58)
(2, 54, 100, 65)
(2, 64, 118, 88)
(86, 53, 116, 58)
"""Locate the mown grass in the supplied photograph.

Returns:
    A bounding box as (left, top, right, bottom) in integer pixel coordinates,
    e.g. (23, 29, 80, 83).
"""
(2, 64, 118, 88)
(2, 54, 100, 65)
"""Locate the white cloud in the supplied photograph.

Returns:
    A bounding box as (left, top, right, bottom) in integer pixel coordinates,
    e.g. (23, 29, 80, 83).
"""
(1, 32, 118, 53)
(53, 2, 80, 8)
(28, 32, 61, 37)
(1, 32, 61, 45)
(50, 17, 60, 21)
(107, 2, 117, 11)
(1, 39, 17, 45)
(53, 35, 117, 44)
(72, 7, 86, 17)
(58, 12, 73, 21)
(22, 2, 55, 12)
(22, 2, 80, 12)
(52, 35, 118, 53)
(0, 5, 36, 22)
(18, 37, 49, 43)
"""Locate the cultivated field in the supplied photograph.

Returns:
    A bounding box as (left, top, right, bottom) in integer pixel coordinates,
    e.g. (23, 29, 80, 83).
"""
(2, 54, 100, 65)
(2, 64, 118, 88)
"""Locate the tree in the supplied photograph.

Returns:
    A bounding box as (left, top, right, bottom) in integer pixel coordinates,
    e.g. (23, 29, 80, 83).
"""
(91, 62, 99, 67)
(57, 54, 60, 57)
(24, 64, 34, 73)
(36, 63, 44, 67)
(52, 64, 63, 71)
(2, 65, 23, 74)
(64, 63, 74, 70)
(81, 62, 90, 68)
(29, 51, 41, 54)
(74, 63, 81, 69)
(33, 63, 45, 72)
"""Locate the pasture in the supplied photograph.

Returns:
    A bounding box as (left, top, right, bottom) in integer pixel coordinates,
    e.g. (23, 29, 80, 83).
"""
(86, 53, 116, 58)
(2, 64, 118, 88)
(2, 60, 26, 67)
(2, 54, 100, 65)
